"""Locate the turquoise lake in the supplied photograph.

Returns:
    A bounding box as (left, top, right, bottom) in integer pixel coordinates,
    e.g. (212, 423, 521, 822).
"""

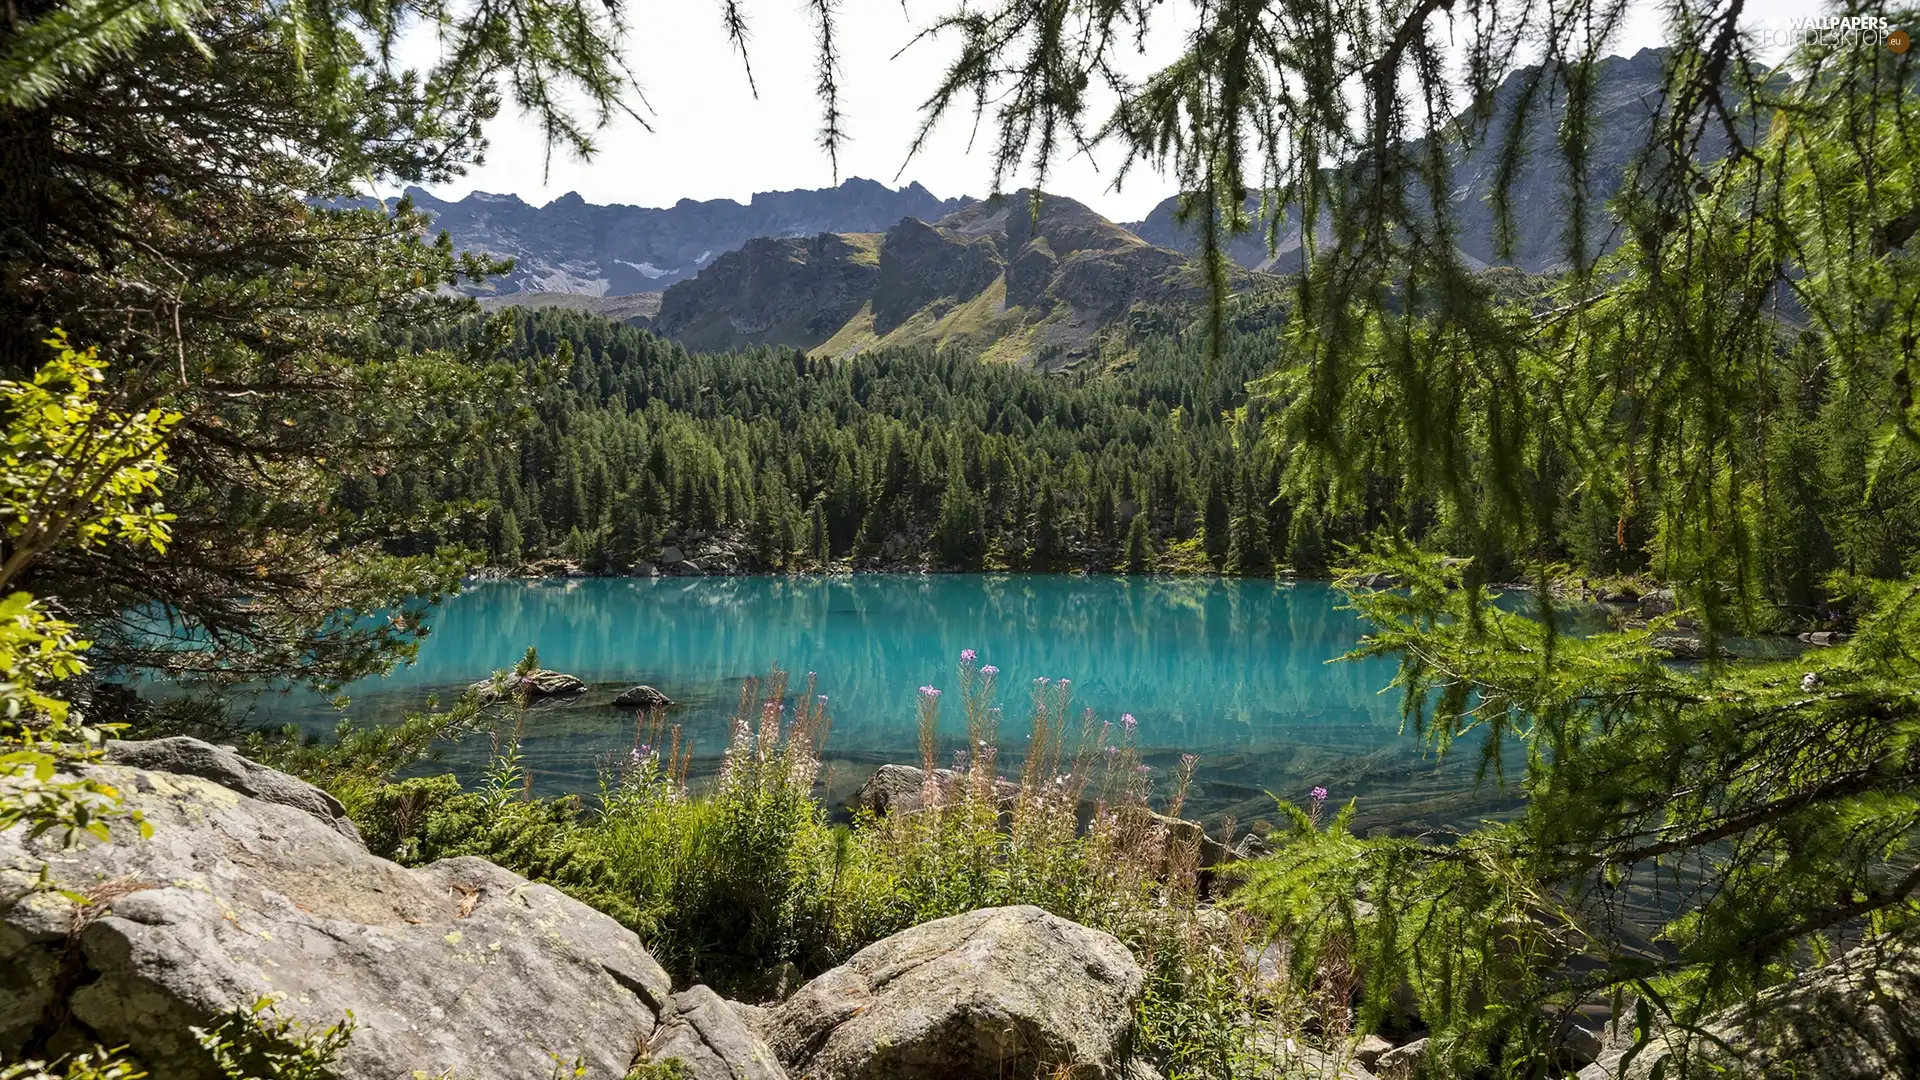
(245, 575, 1521, 833)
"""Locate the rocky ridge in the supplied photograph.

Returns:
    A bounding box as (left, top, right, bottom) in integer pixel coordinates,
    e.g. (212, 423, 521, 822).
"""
(651, 189, 1248, 368)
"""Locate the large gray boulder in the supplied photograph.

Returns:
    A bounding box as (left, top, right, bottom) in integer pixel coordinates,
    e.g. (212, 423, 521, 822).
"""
(1601, 929, 1920, 1078)
(765, 905, 1143, 1080)
(0, 740, 678, 1079)
(102, 736, 361, 842)
(848, 763, 943, 816)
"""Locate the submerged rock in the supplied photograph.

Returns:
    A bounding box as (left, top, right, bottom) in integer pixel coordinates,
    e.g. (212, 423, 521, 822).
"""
(0, 738, 674, 1079)
(766, 905, 1142, 1080)
(613, 685, 676, 709)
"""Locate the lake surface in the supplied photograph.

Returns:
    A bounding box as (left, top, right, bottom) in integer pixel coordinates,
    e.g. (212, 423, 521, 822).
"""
(245, 575, 1525, 834)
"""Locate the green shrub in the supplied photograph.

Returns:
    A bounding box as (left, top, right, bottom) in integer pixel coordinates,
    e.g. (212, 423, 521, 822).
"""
(588, 670, 841, 984)
(193, 999, 353, 1080)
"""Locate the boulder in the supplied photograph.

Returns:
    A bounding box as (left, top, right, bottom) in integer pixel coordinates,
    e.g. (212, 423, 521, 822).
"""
(1637, 588, 1677, 617)
(1233, 834, 1274, 861)
(1354, 1034, 1394, 1068)
(613, 685, 676, 709)
(660, 546, 685, 565)
(102, 737, 361, 843)
(1116, 805, 1237, 872)
(1373, 1037, 1426, 1080)
(469, 668, 587, 702)
(723, 998, 771, 1039)
(1, 743, 675, 1079)
(1609, 928, 1920, 1078)
(1648, 632, 1731, 661)
(847, 764, 1016, 817)
(1245, 1032, 1379, 1079)
(646, 986, 786, 1080)
(848, 763, 940, 815)
(765, 905, 1143, 1080)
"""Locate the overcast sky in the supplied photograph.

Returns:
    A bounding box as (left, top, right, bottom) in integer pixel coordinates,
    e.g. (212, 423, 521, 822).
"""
(399, 0, 1810, 222)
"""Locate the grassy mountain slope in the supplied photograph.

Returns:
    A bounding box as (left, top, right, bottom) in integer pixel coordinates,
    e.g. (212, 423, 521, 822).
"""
(652, 191, 1250, 368)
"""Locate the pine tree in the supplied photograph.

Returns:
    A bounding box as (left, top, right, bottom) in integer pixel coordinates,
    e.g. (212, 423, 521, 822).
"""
(936, 470, 986, 569)
(1122, 510, 1153, 574)
(1203, 473, 1231, 567)
(1226, 462, 1269, 575)
(1029, 477, 1062, 571)
(808, 496, 831, 569)
(493, 508, 523, 561)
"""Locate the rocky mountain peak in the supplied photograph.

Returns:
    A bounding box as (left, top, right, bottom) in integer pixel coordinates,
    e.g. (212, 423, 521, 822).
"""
(651, 191, 1238, 367)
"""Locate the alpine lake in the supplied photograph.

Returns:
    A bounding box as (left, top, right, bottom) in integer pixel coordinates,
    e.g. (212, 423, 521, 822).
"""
(238, 574, 1568, 836)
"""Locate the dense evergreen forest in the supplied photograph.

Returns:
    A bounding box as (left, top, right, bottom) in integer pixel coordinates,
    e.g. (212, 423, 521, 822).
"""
(385, 305, 1323, 575)
(384, 298, 1913, 625)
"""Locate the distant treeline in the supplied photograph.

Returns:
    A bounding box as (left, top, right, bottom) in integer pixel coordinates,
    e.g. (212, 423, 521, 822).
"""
(375, 303, 1908, 604)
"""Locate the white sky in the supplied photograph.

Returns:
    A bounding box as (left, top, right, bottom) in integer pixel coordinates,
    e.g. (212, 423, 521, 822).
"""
(401, 0, 1811, 222)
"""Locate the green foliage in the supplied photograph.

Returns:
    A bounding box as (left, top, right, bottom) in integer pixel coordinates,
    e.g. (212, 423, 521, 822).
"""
(0, 334, 181, 848)
(0, 1052, 145, 1080)
(344, 653, 1284, 1075)
(0, 330, 178, 573)
(354, 670, 839, 985)
(1225, 538, 1920, 1068)
(193, 998, 353, 1080)
(243, 694, 485, 821)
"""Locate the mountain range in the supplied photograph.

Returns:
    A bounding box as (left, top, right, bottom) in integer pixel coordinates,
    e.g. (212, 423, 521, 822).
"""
(382, 178, 970, 295)
(394, 48, 1671, 365)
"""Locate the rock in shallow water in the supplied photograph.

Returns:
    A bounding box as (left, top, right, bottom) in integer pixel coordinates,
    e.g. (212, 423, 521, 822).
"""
(765, 904, 1143, 1080)
(469, 668, 588, 701)
(613, 684, 676, 709)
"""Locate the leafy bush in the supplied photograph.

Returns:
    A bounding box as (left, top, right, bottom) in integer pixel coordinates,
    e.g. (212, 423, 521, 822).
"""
(0, 333, 177, 849)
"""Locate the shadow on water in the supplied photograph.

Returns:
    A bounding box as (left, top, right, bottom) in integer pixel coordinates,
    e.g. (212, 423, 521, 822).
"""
(221, 574, 1557, 835)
